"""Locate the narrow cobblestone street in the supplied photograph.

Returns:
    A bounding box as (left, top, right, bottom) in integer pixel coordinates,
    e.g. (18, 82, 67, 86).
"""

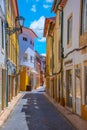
(1, 89, 76, 130)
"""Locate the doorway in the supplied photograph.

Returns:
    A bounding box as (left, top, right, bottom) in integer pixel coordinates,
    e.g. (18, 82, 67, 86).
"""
(66, 70, 72, 108)
(75, 68, 81, 116)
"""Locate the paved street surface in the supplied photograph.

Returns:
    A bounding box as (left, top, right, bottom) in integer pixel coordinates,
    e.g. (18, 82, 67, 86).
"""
(1, 88, 75, 130)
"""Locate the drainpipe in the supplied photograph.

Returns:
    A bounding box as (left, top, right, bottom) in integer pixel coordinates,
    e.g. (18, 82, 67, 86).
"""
(61, 8, 64, 106)
(4, 0, 8, 107)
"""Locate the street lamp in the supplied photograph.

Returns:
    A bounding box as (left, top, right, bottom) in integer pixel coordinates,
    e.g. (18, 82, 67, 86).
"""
(5, 16, 25, 35)
(15, 16, 25, 26)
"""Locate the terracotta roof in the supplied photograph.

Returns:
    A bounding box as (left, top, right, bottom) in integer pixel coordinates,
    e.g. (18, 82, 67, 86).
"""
(43, 17, 56, 37)
(11, 0, 19, 17)
(52, 0, 67, 12)
(22, 27, 38, 39)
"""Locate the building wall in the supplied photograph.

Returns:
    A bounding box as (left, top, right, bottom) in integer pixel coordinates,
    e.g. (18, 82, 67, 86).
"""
(46, 36, 51, 94)
(6, 0, 20, 104)
(18, 29, 35, 69)
(53, 9, 64, 104)
(56, 10, 61, 73)
(20, 47, 35, 69)
(18, 27, 37, 91)
(20, 67, 29, 91)
(63, 0, 87, 118)
(63, 0, 80, 55)
(46, 36, 51, 76)
(63, 0, 80, 114)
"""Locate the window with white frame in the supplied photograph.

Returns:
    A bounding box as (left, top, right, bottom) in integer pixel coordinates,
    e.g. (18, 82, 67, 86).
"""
(30, 40, 34, 46)
(82, 0, 87, 33)
(67, 16, 72, 44)
(30, 56, 34, 63)
(23, 53, 28, 62)
(30, 40, 32, 45)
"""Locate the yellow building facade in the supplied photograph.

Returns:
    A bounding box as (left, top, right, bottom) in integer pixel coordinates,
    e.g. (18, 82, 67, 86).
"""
(6, 0, 20, 102)
(20, 67, 29, 91)
(44, 0, 64, 106)
(44, 17, 56, 97)
(52, 0, 64, 105)
(52, 0, 87, 120)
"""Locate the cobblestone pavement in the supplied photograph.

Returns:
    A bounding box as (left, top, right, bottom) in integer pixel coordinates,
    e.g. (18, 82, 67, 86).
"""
(1, 90, 76, 130)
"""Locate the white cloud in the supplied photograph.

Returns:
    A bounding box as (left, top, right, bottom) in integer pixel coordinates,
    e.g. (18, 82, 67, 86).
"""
(38, 37, 46, 42)
(30, 5, 36, 12)
(46, 0, 53, 3)
(40, 53, 46, 57)
(30, 16, 45, 38)
(43, 4, 51, 8)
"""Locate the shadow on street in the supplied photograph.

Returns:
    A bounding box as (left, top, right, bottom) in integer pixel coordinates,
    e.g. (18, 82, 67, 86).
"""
(21, 92, 75, 130)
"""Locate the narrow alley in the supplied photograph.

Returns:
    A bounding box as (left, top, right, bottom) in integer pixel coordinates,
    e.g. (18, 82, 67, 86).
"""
(0, 89, 75, 130)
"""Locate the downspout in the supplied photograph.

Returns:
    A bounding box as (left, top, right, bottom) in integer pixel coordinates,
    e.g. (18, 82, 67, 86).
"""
(60, 7, 64, 106)
(4, 0, 8, 107)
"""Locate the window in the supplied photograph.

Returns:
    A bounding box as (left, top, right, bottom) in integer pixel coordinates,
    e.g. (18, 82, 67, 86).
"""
(30, 56, 34, 63)
(67, 16, 72, 44)
(23, 37, 27, 41)
(1, 21, 4, 49)
(30, 40, 32, 44)
(81, 0, 87, 33)
(23, 53, 28, 62)
(30, 40, 34, 45)
(66, 70, 72, 108)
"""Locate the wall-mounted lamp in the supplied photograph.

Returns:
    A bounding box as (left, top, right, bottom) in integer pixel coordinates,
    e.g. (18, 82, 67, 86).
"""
(5, 16, 25, 35)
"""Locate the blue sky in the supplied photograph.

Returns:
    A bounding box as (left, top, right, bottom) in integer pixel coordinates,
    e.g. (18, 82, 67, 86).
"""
(17, 0, 55, 55)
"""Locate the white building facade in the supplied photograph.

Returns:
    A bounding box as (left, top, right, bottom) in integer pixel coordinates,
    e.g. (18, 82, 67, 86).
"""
(18, 27, 37, 90)
(19, 27, 36, 69)
(63, 0, 87, 119)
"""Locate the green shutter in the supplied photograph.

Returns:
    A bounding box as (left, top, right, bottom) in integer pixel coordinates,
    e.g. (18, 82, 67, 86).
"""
(2, 21, 4, 49)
